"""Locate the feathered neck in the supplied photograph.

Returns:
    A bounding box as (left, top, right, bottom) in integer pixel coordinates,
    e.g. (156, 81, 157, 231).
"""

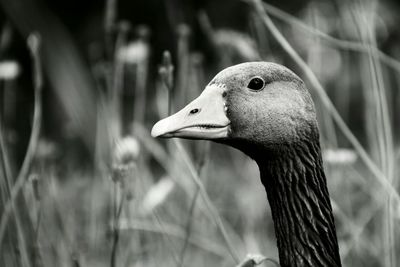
(254, 139, 341, 267)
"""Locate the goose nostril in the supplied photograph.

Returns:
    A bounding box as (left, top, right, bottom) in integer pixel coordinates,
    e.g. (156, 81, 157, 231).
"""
(189, 108, 200, 115)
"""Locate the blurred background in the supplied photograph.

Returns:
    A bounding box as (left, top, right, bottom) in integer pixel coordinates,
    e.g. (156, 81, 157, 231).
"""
(0, 0, 400, 266)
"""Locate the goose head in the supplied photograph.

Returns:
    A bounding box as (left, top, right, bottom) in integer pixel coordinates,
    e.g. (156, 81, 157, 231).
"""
(151, 62, 318, 158)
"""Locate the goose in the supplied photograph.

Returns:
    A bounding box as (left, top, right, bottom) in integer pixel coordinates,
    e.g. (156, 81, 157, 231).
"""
(151, 62, 341, 267)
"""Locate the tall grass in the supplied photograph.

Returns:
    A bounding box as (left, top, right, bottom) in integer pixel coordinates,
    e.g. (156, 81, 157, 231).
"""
(1, 0, 400, 266)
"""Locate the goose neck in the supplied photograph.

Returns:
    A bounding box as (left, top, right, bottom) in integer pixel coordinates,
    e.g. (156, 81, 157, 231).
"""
(256, 141, 341, 267)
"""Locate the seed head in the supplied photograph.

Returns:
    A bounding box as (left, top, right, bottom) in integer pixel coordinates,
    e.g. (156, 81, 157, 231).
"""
(0, 61, 20, 80)
(113, 136, 140, 166)
(118, 41, 149, 64)
(111, 136, 140, 184)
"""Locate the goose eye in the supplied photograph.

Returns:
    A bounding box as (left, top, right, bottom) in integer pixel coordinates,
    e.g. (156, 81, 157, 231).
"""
(247, 77, 265, 91)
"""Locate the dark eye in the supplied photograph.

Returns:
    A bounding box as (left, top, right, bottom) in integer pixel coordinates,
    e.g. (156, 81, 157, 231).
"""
(247, 77, 265, 91)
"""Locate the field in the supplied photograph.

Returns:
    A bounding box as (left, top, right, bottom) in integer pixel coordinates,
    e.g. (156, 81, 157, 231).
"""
(0, 0, 400, 266)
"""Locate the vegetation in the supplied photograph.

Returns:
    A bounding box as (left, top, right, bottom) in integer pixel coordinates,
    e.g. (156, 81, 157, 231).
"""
(0, 0, 399, 266)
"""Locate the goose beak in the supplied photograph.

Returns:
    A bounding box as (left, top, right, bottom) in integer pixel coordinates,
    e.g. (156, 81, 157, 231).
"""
(151, 84, 230, 139)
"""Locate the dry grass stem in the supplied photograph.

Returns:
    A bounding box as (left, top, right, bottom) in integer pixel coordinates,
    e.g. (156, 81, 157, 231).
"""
(258, 1, 400, 74)
(173, 140, 241, 264)
(0, 34, 43, 267)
